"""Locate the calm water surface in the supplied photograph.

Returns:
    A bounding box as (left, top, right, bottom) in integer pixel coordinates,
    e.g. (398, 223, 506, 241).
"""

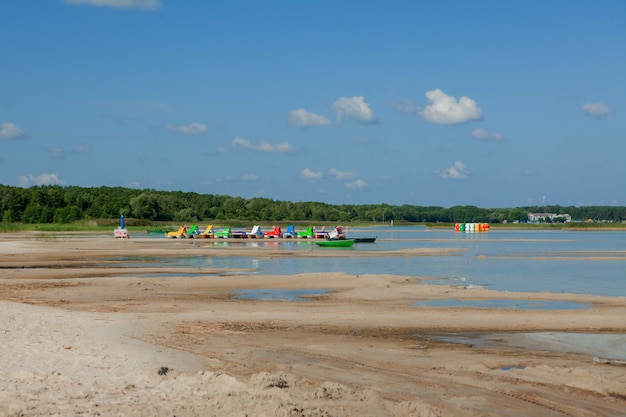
(138, 227, 626, 297)
(132, 228, 626, 358)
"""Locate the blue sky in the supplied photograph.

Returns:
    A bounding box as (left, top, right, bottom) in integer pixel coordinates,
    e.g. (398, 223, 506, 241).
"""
(1, 0, 624, 208)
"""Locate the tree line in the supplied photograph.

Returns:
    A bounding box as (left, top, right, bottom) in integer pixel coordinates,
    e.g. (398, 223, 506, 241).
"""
(1, 184, 624, 225)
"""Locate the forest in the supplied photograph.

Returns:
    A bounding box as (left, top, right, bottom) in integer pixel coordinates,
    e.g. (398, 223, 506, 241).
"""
(1, 184, 624, 225)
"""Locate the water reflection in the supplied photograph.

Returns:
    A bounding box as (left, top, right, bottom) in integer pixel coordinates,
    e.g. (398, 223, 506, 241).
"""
(123, 228, 626, 296)
(412, 299, 591, 310)
(232, 289, 330, 301)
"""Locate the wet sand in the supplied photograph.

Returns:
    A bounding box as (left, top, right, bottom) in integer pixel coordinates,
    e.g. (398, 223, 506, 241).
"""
(1, 233, 625, 416)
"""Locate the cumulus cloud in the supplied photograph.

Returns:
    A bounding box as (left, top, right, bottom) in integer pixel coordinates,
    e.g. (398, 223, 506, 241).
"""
(420, 89, 482, 125)
(0, 122, 24, 139)
(581, 103, 611, 118)
(440, 161, 469, 179)
(17, 173, 64, 187)
(288, 109, 331, 128)
(471, 128, 503, 141)
(332, 96, 377, 124)
(166, 123, 208, 135)
(232, 136, 294, 153)
(344, 179, 368, 190)
(300, 168, 323, 182)
(329, 168, 356, 180)
(242, 174, 259, 181)
(64, 0, 161, 10)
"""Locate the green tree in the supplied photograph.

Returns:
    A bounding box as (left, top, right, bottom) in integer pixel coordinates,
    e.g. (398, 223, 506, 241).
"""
(53, 206, 82, 223)
(22, 202, 54, 223)
(2, 187, 29, 222)
(507, 208, 528, 223)
(130, 192, 161, 220)
(173, 207, 198, 222)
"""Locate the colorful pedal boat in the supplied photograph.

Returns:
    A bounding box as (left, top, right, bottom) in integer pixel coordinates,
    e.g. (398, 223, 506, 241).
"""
(315, 239, 355, 248)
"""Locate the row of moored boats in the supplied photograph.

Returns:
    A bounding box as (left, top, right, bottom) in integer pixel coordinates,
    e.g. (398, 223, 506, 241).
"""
(163, 225, 376, 247)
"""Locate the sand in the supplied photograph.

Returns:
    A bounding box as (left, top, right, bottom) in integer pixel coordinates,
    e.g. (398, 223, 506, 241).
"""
(0, 232, 625, 416)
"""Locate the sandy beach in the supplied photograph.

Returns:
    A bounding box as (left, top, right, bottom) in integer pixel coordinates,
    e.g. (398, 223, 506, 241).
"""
(0, 233, 625, 416)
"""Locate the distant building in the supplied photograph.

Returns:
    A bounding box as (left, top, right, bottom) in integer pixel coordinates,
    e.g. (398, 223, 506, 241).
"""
(528, 213, 572, 223)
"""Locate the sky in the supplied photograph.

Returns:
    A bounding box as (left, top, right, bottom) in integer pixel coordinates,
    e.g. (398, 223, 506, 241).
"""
(1, 0, 624, 208)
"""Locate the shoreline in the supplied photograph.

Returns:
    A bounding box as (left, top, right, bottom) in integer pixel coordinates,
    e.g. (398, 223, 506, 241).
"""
(1, 234, 625, 416)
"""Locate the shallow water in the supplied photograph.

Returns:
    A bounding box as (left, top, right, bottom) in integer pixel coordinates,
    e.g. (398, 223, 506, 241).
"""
(232, 289, 330, 301)
(412, 299, 592, 310)
(422, 332, 626, 361)
(130, 229, 626, 359)
(134, 227, 626, 297)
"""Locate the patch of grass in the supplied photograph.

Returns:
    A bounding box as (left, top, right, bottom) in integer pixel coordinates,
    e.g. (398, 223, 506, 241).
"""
(0, 223, 28, 233)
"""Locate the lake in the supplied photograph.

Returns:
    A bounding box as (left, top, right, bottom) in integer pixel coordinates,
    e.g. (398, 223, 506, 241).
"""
(139, 226, 626, 297)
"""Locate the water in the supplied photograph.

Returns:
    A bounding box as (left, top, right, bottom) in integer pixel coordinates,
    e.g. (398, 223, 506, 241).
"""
(232, 289, 331, 301)
(412, 299, 592, 310)
(421, 332, 626, 360)
(135, 227, 626, 297)
(131, 228, 626, 359)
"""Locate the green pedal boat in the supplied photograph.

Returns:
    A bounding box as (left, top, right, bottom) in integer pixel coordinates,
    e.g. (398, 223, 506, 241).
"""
(315, 239, 355, 248)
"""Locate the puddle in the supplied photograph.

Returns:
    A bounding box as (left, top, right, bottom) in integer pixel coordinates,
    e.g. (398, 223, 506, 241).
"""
(232, 289, 331, 301)
(418, 332, 626, 360)
(412, 299, 591, 310)
(504, 332, 626, 360)
(493, 366, 525, 371)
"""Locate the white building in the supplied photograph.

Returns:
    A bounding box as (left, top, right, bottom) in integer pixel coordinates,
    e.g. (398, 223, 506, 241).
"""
(528, 213, 572, 223)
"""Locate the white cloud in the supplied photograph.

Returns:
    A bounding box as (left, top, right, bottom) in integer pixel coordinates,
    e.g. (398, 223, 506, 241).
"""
(329, 168, 356, 180)
(74, 145, 92, 154)
(166, 123, 208, 135)
(0, 122, 24, 139)
(344, 179, 368, 190)
(273, 142, 295, 153)
(233, 137, 250, 147)
(64, 0, 161, 10)
(288, 108, 331, 128)
(440, 161, 469, 179)
(420, 89, 482, 125)
(232, 136, 294, 153)
(581, 103, 611, 118)
(471, 128, 503, 141)
(332, 96, 376, 124)
(242, 174, 259, 181)
(300, 168, 323, 182)
(17, 173, 64, 187)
